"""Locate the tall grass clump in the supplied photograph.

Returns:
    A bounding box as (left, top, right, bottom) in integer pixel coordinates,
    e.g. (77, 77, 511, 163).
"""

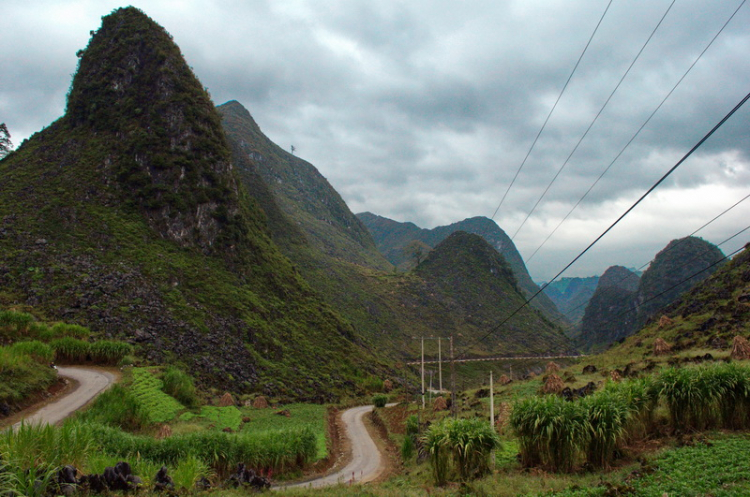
(0, 421, 94, 470)
(9, 340, 53, 364)
(510, 395, 589, 473)
(50, 337, 90, 363)
(77, 384, 149, 431)
(162, 366, 198, 408)
(581, 390, 634, 468)
(707, 362, 750, 430)
(0, 310, 35, 340)
(372, 394, 388, 408)
(655, 364, 743, 432)
(90, 340, 133, 365)
(48, 322, 91, 340)
(423, 418, 500, 484)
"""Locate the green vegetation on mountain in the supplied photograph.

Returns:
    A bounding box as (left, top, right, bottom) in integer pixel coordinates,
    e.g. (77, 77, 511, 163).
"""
(219, 101, 571, 359)
(578, 237, 726, 352)
(542, 275, 599, 325)
(357, 212, 566, 324)
(0, 7, 386, 400)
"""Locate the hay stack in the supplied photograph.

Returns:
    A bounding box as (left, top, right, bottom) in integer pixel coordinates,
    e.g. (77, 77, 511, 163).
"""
(654, 338, 672, 356)
(610, 370, 622, 382)
(252, 396, 269, 409)
(498, 374, 512, 385)
(731, 336, 750, 360)
(383, 379, 393, 393)
(218, 392, 235, 407)
(545, 361, 561, 374)
(155, 424, 172, 439)
(433, 396, 448, 411)
(542, 374, 564, 394)
(658, 315, 674, 328)
(495, 402, 511, 432)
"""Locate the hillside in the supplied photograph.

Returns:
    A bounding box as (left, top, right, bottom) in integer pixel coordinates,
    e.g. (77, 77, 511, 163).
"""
(357, 212, 566, 324)
(0, 7, 386, 401)
(218, 102, 572, 359)
(542, 275, 599, 325)
(578, 236, 726, 352)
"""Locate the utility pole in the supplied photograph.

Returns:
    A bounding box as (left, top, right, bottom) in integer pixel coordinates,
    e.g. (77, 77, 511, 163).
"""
(490, 370, 494, 428)
(438, 337, 443, 392)
(450, 334, 456, 417)
(421, 336, 425, 410)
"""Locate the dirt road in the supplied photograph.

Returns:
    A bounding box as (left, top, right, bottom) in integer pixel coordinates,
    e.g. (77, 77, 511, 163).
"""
(11, 366, 116, 430)
(278, 404, 385, 490)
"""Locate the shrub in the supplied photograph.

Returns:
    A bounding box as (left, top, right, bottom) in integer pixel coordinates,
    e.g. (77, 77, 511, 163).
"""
(0, 310, 35, 339)
(50, 337, 90, 363)
(90, 340, 133, 365)
(372, 394, 388, 408)
(9, 341, 53, 364)
(162, 366, 198, 407)
(49, 323, 91, 340)
(401, 434, 415, 462)
(423, 418, 500, 484)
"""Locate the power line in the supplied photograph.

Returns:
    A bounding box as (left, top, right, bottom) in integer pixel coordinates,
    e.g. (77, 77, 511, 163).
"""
(461, 89, 750, 354)
(549, 191, 750, 327)
(525, 0, 748, 264)
(511, 0, 677, 241)
(490, 0, 614, 220)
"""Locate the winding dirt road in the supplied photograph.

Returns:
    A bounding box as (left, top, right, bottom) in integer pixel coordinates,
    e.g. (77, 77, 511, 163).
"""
(278, 404, 386, 491)
(10, 366, 116, 430)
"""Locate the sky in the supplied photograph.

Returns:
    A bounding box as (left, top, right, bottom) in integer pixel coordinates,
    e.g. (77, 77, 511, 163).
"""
(2, 0, 749, 281)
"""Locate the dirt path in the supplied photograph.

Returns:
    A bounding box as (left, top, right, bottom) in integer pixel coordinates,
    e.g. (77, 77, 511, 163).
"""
(278, 404, 386, 490)
(10, 366, 117, 430)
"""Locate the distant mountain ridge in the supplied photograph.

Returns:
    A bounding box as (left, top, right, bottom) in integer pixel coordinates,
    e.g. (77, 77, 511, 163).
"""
(357, 212, 567, 324)
(578, 236, 725, 351)
(219, 102, 572, 359)
(542, 276, 599, 325)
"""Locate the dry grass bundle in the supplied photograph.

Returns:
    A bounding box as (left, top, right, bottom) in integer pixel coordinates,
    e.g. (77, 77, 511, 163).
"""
(546, 362, 561, 374)
(252, 396, 269, 409)
(496, 402, 511, 432)
(658, 315, 674, 328)
(383, 379, 393, 392)
(155, 424, 172, 439)
(218, 392, 235, 407)
(433, 396, 448, 411)
(542, 374, 564, 394)
(654, 338, 672, 356)
(499, 374, 512, 385)
(731, 335, 750, 360)
(609, 370, 622, 382)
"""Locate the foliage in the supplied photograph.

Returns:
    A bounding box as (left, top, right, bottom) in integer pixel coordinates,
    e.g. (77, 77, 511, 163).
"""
(0, 421, 94, 471)
(423, 417, 500, 484)
(0, 346, 57, 403)
(76, 384, 149, 431)
(49, 337, 90, 363)
(161, 365, 198, 408)
(0, 123, 11, 159)
(130, 368, 185, 424)
(8, 341, 53, 364)
(90, 340, 133, 365)
(372, 394, 388, 408)
(198, 405, 242, 431)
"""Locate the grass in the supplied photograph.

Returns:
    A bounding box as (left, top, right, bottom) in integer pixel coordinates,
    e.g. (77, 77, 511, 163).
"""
(130, 368, 185, 424)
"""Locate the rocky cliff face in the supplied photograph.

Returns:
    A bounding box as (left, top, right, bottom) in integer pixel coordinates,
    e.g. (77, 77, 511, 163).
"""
(578, 237, 725, 351)
(0, 7, 384, 400)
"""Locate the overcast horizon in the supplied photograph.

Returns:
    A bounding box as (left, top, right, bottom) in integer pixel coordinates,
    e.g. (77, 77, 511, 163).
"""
(2, 0, 749, 282)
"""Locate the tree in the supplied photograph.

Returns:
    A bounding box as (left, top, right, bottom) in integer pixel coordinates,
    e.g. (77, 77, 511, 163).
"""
(0, 123, 12, 159)
(404, 240, 431, 267)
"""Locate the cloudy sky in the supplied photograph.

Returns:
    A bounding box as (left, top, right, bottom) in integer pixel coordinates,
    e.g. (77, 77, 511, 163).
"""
(2, 0, 749, 281)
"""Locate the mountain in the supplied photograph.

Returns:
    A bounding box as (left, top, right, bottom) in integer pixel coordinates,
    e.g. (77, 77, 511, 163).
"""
(542, 276, 599, 325)
(602, 244, 749, 360)
(218, 102, 573, 359)
(414, 232, 573, 355)
(577, 266, 640, 350)
(0, 7, 386, 401)
(357, 213, 566, 324)
(578, 236, 725, 351)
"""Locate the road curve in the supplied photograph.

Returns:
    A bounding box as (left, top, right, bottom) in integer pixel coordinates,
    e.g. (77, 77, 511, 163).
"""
(11, 366, 116, 430)
(278, 404, 384, 490)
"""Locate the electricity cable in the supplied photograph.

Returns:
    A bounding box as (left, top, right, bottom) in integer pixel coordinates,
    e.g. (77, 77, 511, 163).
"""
(490, 0, 615, 221)
(525, 0, 748, 264)
(456, 89, 750, 357)
(511, 0, 677, 241)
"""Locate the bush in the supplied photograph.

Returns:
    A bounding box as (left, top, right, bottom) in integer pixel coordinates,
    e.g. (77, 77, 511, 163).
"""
(9, 341, 54, 364)
(162, 366, 198, 408)
(90, 340, 133, 365)
(423, 418, 500, 484)
(372, 394, 388, 408)
(50, 337, 90, 363)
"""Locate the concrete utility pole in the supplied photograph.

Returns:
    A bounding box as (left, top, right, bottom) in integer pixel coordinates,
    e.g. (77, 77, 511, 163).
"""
(438, 337, 443, 392)
(490, 370, 494, 428)
(421, 336, 425, 410)
(450, 334, 457, 417)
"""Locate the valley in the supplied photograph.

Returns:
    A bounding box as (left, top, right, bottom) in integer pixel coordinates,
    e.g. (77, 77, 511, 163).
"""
(1, 5, 749, 496)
